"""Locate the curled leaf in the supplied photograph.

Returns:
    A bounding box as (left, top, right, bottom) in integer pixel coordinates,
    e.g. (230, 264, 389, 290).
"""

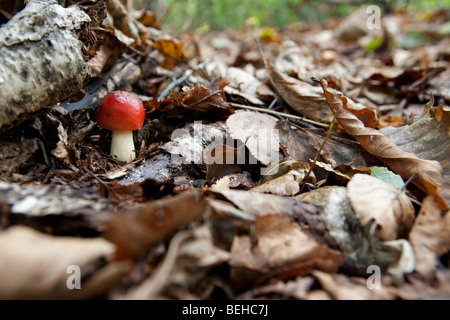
(347, 174, 415, 241)
(320, 79, 449, 210)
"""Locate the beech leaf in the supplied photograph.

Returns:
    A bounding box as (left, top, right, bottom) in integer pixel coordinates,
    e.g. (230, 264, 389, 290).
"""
(320, 79, 449, 210)
(347, 174, 415, 241)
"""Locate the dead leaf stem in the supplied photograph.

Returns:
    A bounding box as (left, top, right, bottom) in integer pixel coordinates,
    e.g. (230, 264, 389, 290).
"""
(230, 103, 329, 129)
(300, 119, 335, 193)
(158, 57, 212, 101)
(126, 230, 189, 299)
(82, 166, 120, 201)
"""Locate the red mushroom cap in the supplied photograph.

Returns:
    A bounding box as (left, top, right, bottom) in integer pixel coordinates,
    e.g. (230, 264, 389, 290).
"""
(96, 91, 145, 131)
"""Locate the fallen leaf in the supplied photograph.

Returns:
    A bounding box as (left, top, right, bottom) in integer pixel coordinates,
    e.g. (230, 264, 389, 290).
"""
(226, 110, 281, 166)
(204, 144, 245, 181)
(347, 173, 415, 241)
(0, 226, 122, 299)
(208, 189, 316, 219)
(162, 121, 228, 165)
(237, 276, 315, 300)
(267, 66, 335, 123)
(223, 67, 267, 105)
(259, 157, 312, 184)
(370, 166, 404, 189)
(104, 190, 209, 260)
(296, 186, 415, 276)
(209, 172, 256, 191)
(147, 83, 233, 118)
(313, 270, 395, 300)
(251, 171, 303, 196)
(126, 224, 229, 299)
(229, 214, 344, 291)
(320, 78, 449, 210)
(153, 34, 184, 69)
(408, 196, 450, 280)
(276, 120, 378, 169)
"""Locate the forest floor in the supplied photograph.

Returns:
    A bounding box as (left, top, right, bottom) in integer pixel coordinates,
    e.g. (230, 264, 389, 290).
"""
(0, 0, 449, 300)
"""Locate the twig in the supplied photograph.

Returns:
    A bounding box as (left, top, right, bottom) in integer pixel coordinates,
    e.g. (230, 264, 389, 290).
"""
(300, 118, 336, 193)
(126, 230, 190, 299)
(230, 103, 330, 129)
(158, 57, 212, 101)
(81, 166, 120, 201)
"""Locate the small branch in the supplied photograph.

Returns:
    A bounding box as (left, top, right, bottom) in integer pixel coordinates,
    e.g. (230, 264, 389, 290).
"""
(158, 57, 212, 101)
(81, 166, 120, 201)
(230, 103, 330, 129)
(300, 118, 335, 193)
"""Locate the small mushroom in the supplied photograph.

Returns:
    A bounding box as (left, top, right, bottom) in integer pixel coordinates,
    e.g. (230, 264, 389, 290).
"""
(96, 91, 145, 162)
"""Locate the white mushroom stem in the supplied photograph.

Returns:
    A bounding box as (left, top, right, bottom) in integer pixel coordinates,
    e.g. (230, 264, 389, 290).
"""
(110, 130, 136, 162)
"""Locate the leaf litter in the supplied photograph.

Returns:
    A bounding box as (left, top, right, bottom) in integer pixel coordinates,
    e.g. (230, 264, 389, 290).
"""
(0, 1, 449, 300)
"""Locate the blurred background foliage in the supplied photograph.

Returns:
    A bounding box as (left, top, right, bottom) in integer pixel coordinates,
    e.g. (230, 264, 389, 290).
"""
(136, 0, 450, 31)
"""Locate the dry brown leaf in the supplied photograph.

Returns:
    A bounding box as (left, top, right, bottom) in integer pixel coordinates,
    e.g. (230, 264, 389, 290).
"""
(347, 174, 415, 241)
(226, 110, 280, 166)
(126, 224, 229, 299)
(204, 144, 244, 182)
(148, 83, 233, 118)
(313, 270, 396, 300)
(267, 66, 335, 123)
(104, 190, 209, 260)
(408, 196, 450, 280)
(320, 79, 449, 210)
(209, 172, 256, 191)
(0, 226, 126, 299)
(251, 171, 302, 196)
(237, 276, 315, 300)
(296, 186, 415, 277)
(229, 214, 344, 291)
(153, 34, 184, 70)
(208, 189, 316, 219)
(276, 120, 377, 168)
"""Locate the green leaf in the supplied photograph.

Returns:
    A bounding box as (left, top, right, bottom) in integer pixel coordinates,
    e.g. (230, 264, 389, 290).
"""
(397, 31, 429, 49)
(363, 36, 385, 51)
(370, 166, 404, 189)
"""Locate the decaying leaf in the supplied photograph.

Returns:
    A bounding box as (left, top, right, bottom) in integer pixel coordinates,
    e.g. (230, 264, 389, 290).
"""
(229, 214, 344, 291)
(104, 190, 209, 260)
(153, 33, 184, 70)
(162, 121, 228, 164)
(267, 65, 335, 123)
(237, 276, 315, 300)
(204, 144, 245, 181)
(409, 196, 450, 280)
(347, 174, 415, 241)
(208, 189, 316, 219)
(276, 120, 377, 169)
(296, 186, 415, 277)
(226, 110, 281, 166)
(313, 270, 395, 300)
(148, 83, 233, 118)
(252, 170, 307, 196)
(126, 224, 229, 299)
(223, 67, 268, 105)
(0, 226, 127, 299)
(320, 78, 449, 210)
(209, 172, 256, 191)
(259, 157, 312, 184)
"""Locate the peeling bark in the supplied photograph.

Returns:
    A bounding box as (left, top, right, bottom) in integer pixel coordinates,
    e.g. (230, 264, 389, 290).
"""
(0, 0, 91, 132)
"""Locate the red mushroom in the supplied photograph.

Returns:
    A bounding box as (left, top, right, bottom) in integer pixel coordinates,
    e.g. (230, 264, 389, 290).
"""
(96, 91, 145, 162)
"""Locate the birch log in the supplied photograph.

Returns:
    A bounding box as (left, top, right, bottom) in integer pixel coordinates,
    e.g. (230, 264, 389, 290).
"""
(0, 0, 90, 132)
